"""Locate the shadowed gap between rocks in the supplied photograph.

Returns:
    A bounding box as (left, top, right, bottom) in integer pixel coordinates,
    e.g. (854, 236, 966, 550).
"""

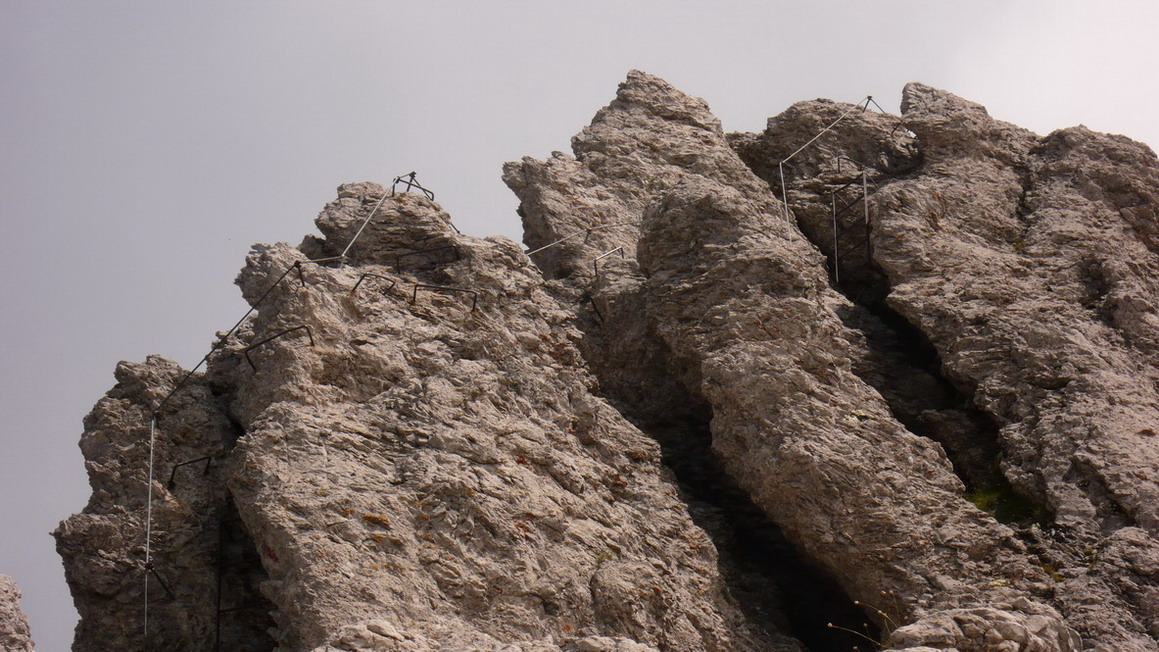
(622, 401, 880, 651)
(216, 400, 278, 651)
(212, 498, 278, 652)
(818, 227, 1052, 525)
(167, 389, 277, 651)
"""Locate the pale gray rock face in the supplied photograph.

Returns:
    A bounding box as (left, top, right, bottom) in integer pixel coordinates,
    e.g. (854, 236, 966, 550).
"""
(0, 575, 34, 652)
(735, 82, 1159, 650)
(54, 357, 273, 651)
(59, 179, 789, 651)
(885, 600, 1082, 651)
(508, 71, 1082, 651)
(58, 72, 1159, 652)
(213, 186, 782, 651)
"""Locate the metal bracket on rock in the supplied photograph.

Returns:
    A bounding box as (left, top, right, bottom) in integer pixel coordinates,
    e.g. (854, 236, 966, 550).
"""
(395, 245, 459, 272)
(145, 563, 176, 601)
(580, 291, 604, 325)
(524, 222, 641, 258)
(411, 284, 478, 311)
(390, 171, 436, 200)
(351, 273, 398, 296)
(301, 255, 348, 271)
(242, 325, 316, 370)
(167, 455, 215, 489)
(833, 154, 869, 175)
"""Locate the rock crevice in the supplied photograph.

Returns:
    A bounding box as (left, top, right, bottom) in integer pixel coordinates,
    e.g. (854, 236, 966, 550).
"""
(734, 80, 1159, 650)
(510, 72, 1083, 651)
(56, 72, 1159, 652)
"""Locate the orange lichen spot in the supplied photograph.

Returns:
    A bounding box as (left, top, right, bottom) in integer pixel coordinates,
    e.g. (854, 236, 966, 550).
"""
(363, 513, 392, 528)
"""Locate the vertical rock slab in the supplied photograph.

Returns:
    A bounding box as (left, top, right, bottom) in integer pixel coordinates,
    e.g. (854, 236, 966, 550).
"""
(210, 185, 787, 651)
(54, 357, 272, 650)
(870, 85, 1159, 538)
(503, 70, 796, 425)
(507, 71, 1078, 650)
(876, 86, 1159, 649)
(0, 575, 34, 652)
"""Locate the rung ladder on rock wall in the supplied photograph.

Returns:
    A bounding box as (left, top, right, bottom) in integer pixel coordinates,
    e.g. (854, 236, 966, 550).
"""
(828, 159, 880, 285)
(776, 95, 905, 286)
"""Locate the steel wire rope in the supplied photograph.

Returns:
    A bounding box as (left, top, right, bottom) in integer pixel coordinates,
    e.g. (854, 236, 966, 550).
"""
(139, 183, 392, 645)
(524, 221, 641, 257)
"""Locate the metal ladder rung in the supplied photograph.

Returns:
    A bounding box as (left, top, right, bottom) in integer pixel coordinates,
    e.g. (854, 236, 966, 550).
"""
(838, 239, 869, 254)
(830, 169, 873, 285)
(832, 200, 863, 220)
(835, 218, 868, 241)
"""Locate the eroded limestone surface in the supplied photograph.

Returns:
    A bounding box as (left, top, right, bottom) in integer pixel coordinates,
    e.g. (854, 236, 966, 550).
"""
(60, 182, 792, 651)
(54, 357, 273, 651)
(59, 72, 1159, 652)
(0, 575, 35, 652)
(734, 82, 1159, 650)
(508, 71, 1095, 652)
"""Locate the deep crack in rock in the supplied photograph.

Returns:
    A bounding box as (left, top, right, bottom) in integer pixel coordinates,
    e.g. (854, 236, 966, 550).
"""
(58, 73, 1159, 651)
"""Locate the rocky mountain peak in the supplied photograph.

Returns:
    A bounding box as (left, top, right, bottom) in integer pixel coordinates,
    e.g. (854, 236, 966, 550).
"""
(578, 70, 723, 145)
(57, 71, 1159, 651)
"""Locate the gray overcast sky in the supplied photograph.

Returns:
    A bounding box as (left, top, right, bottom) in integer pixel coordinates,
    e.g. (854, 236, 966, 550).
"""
(2, 2, 1156, 649)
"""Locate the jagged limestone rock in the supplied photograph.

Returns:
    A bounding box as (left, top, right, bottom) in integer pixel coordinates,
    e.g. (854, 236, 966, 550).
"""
(736, 82, 1159, 651)
(885, 600, 1082, 651)
(58, 71, 1159, 652)
(215, 187, 790, 651)
(54, 356, 274, 651)
(57, 180, 790, 651)
(508, 71, 1081, 650)
(0, 575, 34, 652)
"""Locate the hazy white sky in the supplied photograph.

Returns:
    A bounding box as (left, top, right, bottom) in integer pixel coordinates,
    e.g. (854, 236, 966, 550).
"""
(2, 2, 1156, 649)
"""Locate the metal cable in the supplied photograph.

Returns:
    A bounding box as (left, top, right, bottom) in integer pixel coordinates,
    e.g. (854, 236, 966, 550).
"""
(780, 97, 870, 168)
(778, 96, 873, 235)
(143, 416, 156, 640)
(524, 221, 640, 257)
(341, 191, 392, 260)
(139, 182, 394, 644)
(134, 179, 642, 642)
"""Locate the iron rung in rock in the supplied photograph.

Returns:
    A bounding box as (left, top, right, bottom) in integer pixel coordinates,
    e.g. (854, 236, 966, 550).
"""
(243, 325, 315, 371)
